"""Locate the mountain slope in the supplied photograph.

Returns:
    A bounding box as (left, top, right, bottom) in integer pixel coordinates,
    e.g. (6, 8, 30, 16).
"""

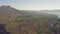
(0, 5, 59, 34)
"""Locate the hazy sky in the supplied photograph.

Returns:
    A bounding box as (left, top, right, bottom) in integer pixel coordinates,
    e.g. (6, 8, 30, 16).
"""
(0, 0, 60, 10)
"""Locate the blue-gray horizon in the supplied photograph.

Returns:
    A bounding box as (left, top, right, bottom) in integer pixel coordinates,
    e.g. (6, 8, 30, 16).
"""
(0, 0, 60, 10)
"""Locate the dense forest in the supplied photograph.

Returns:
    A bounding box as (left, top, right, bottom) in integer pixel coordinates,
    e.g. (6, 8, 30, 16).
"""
(0, 5, 60, 34)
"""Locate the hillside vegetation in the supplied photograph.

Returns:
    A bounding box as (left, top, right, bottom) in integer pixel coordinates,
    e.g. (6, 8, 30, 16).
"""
(0, 5, 60, 34)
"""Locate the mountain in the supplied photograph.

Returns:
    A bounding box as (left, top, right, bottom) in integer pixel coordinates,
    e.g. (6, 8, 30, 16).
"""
(0, 5, 57, 19)
(0, 5, 16, 15)
(0, 5, 22, 21)
(0, 5, 60, 34)
(41, 10, 60, 17)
